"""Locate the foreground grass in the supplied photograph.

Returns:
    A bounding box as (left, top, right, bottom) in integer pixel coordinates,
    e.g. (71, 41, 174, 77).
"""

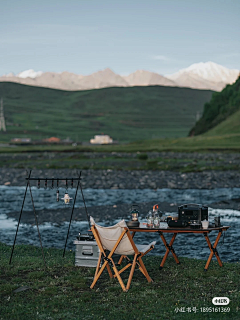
(0, 242, 239, 319)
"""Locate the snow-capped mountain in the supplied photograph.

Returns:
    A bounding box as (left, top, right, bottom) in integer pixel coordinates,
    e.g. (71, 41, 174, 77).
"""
(17, 69, 43, 79)
(0, 62, 239, 91)
(166, 62, 239, 91)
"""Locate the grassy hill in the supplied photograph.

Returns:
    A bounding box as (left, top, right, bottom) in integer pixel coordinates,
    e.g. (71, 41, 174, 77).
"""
(204, 108, 240, 136)
(190, 76, 240, 136)
(0, 82, 213, 143)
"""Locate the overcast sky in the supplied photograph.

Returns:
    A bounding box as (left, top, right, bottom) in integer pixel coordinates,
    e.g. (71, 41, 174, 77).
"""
(1, 0, 239, 76)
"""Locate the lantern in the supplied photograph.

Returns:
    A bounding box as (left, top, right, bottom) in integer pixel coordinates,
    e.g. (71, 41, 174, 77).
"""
(126, 205, 140, 227)
(131, 208, 139, 221)
(61, 192, 72, 204)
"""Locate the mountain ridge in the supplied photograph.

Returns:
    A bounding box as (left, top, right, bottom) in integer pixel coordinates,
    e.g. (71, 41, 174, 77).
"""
(1, 62, 239, 92)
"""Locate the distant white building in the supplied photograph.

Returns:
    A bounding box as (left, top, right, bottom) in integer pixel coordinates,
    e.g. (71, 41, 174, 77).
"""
(90, 135, 113, 144)
(11, 138, 31, 143)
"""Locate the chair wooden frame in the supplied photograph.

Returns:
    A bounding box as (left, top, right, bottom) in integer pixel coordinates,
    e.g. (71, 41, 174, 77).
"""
(90, 225, 154, 292)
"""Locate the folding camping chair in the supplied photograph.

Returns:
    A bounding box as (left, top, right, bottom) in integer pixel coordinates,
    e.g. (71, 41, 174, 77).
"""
(90, 217, 156, 292)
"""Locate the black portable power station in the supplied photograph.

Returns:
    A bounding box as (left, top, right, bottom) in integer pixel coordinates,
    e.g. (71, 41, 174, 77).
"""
(178, 203, 208, 225)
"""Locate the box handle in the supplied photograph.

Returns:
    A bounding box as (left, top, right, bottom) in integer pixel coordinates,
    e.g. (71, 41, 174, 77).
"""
(82, 252, 93, 256)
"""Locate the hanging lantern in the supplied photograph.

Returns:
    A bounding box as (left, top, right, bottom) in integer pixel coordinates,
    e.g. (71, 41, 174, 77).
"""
(61, 192, 72, 204)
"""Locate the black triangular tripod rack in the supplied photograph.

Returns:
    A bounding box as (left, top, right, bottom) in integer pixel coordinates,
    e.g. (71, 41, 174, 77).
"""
(9, 170, 90, 268)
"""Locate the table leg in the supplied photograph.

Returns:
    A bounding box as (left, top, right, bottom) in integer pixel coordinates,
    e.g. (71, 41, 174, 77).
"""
(159, 232, 180, 269)
(204, 231, 223, 271)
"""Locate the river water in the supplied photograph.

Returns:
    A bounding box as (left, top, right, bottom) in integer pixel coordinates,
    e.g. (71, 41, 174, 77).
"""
(0, 186, 239, 263)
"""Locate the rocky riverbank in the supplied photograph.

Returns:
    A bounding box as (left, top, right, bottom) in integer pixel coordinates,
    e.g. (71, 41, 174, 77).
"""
(1, 168, 240, 189)
(1, 152, 240, 225)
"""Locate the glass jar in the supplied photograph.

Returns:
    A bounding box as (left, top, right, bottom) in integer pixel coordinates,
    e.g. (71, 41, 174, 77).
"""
(146, 211, 154, 228)
(153, 213, 160, 228)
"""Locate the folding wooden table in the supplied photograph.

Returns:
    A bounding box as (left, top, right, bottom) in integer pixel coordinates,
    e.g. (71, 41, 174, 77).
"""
(128, 224, 230, 271)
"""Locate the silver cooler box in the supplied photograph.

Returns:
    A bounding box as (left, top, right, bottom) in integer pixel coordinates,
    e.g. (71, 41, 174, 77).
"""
(74, 240, 100, 267)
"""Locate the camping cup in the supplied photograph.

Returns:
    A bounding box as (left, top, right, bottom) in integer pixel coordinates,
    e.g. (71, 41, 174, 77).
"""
(201, 220, 209, 229)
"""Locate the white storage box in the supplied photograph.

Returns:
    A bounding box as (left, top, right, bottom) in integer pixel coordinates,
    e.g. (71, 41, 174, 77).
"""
(74, 240, 100, 267)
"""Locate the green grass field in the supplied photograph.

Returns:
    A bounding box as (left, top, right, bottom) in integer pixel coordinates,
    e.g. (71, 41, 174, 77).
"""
(1, 242, 239, 319)
(0, 144, 240, 171)
(0, 82, 213, 143)
(123, 133, 240, 152)
(1, 81, 239, 154)
(0, 130, 240, 172)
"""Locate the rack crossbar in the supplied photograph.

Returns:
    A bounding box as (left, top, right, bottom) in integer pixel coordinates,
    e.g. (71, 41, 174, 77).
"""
(26, 178, 82, 181)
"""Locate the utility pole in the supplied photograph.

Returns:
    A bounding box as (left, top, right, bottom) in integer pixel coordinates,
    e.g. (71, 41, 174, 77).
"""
(0, 98, 6, 132)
